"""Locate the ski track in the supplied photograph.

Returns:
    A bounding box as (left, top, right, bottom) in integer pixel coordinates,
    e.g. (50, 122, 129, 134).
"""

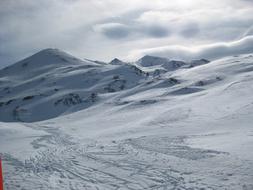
(2, 125, 253, 190)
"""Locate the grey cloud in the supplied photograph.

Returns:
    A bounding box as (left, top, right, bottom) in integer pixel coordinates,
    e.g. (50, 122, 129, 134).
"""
(0, 0, 111, 66)
(94, 21, 171, 39)
(93, 23, 130, 39)
(142, 25, 170, 38)
(1, 0, 253, 67)
(242, 26, 253, 37)
(180, 23, 199, 38)
(93, 9, 171, 39)
(240, 0, 253, 3)
(129, 35, 253, 61)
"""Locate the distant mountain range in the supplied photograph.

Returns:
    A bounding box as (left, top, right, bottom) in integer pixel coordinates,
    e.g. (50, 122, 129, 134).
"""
(0, 48, 209, 122)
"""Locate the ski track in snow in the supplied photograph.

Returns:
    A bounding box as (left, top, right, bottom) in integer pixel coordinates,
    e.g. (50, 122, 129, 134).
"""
(2, 124, 253, 190)
(1, 51, 253, 189)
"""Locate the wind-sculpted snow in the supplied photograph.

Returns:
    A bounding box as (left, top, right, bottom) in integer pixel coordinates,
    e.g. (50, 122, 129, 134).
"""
(1, 51, 253, 189)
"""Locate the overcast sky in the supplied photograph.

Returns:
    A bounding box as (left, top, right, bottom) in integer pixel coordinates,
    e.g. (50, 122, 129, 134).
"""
(0, 0, 253, 67)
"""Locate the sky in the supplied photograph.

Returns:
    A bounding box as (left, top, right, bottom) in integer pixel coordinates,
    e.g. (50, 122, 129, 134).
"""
(0, 0, 253, 67)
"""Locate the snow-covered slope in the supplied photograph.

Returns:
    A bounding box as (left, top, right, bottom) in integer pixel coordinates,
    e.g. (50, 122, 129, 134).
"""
(0, 49, 147, 122)
(0, 50, 208, 122)
(137, 55, 171, 67)
(1, 51, 253, 190)
(137, 55, 186, 70)
(136, 55, 208, 76)
(109, 58, 125, 65)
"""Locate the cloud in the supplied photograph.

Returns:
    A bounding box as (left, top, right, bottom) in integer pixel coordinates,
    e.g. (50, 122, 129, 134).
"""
(240, 0, 253, 3)
(242, 26, 253, 37)
(93, 23, 130, 39)
(0, 0, 253, 68)
(94, 5, 253, 42)
(141, 24, 170, 38)
(179, 23, 200, 38)
(128, 35, 253, 61)
(93, 21, 171, 39)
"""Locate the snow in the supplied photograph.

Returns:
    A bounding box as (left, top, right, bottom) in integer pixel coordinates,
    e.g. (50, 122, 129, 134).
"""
(0, 122, 48, 160)
(109, 58, 125, 65)
(0, 50, 253, 189)
(137, 55, 171, 67)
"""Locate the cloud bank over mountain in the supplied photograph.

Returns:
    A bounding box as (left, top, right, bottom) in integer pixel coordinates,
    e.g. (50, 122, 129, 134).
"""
(129, 35, 253, 61)
(0, 0, 253, 67)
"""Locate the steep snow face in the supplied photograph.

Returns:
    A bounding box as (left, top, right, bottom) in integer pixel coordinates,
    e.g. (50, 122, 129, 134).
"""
(1, 52, 253, 189)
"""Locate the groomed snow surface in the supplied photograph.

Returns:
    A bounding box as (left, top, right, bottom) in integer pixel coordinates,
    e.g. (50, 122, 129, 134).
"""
(0, 49, 253, 189)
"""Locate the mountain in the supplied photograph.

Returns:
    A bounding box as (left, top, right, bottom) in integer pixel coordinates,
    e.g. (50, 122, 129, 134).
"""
(189, 58, 210, 67)
(109, 58, 125, 65)
(1, 50, 253, 189)
(0, 50, 210, 122)
(137, 55, 171, 67)
(137, 55, 208, 71)
(137, 55, 185, 70)
(0, 48, 97, 76)
(0, 49, 148, 122)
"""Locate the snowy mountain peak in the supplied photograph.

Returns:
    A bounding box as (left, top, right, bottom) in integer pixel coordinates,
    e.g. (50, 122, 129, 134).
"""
(137, 55, 211, 71)
(137, 55, 170, 67)
(0, 48, 241, 122)
(137, 55, 188, 72)
(189, 59, 210, 67)
(0, 49, 99, 78)
(27, 48, 76, 62)
(109, 58, 125, 65)
(0, 49, 148, 122)
(23, 48, 84, 66)
(36, 48, 61, 54)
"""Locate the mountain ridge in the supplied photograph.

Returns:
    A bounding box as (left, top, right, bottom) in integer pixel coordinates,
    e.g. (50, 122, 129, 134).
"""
(0, 48, 251, 123)
(1, 49, 253, 189)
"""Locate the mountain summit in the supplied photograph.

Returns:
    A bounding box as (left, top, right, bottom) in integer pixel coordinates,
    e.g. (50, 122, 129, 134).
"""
(137, 55, 170, 67)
